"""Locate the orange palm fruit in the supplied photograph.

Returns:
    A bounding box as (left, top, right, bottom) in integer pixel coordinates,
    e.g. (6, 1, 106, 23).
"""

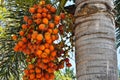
(44, 49, 50, 54)
(42, 18, 48, 24)
(34, 19, 41, 25)
(51, 50, 57, 57)
(24, 48, 31, 55)
(19, 47, 23, 52)
(13, 44, 19, 52)
(53, 65, 57, 70)
(41, 77, 46, 80)
(49, 22, 55, 29)
(47, 14, 52, 20)
(44, 43, 50, 49)
(45, 73, 49, 79)
(48, 62, 55, 68)
(29, 69, 35, 73)
(19, 30, 24, 36)
(46, 39, 52, 44)
(22, 24, 27, 29)
(41, 52, 47, 58)
(33, 4, 38, 8)
(36, 34, 43, 41)
(60, 13, 65, 19)
(47, 68, 54, 73)
(59, 63, 64, 69)
(24, 16, 29, 22)
(58, 25, 63, 31)
(49, 44, 54, 51)
(32, 14, 37, 19)
(24, 69, 29, 75)
(54, 20, 59, 25)
(18, 41, 24, 47)
(45, 32, 51, 40)
(12, 35, 17, 40)
(37, 7, 42, 13)
(50, 6, 56, 13)
(42, 7, 48, 13)
(29, 28, 34, 32)
(42, 58, 49, 63)
(35, 67, 41, 73)
(46, 4, 52, 9)
(47, 29, 53, 34)
(38, 62, 43, 68)
(27, 19, 33, 25)
(39, 45, 45, 51)
(55, 35, 59, 40)
(36, 40, 42, 44)
(23, 75, 27, 80)
(40, 0, 45, 5)
(49, 56, 55, 61)
(31, 31, 38, 39)
(28, 64, 34, 69)
(33, 44, 37, 50)
(42, 64, 47, 70)
(36, 50, 42, 56)
(29, 74, 35, 79)
(53, 28, 59, 34)
(36, 13, 42, 18)
(66, 63, 72, 67)
(49, 73, 55, 79)
(22, 37, 27, 43)
(51, 35, 56, 41)
(54, 15, 61, 21)
(29, 7, 35, 14)
(42, 13, 47, 17)
(36, 73, 42, 79)
(27, 33, 31, 39)
(39, 24, 46, 31)
(44, 27, 48, 31)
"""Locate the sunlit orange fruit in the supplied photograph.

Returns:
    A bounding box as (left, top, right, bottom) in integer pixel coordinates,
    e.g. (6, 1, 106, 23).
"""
(42, 18, 49, 24)
(29, 7, 35, 14)
(12, 35, 17, 40)
(36, 34, 43, 41)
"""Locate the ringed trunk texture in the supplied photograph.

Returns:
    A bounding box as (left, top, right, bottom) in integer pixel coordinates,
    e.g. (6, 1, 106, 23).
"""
(74, 0, 118, 80)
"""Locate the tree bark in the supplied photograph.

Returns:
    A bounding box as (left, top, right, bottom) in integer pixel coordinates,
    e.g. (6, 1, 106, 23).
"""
(74, 0, 118, 80)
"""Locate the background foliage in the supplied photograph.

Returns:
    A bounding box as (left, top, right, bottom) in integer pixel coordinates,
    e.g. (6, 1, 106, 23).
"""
(114, 0, 120, 79)
(115, 0, 120, 48)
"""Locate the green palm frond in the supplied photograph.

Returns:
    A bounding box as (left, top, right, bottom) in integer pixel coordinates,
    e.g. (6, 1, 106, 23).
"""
(0, 0, 40, 79)
(115, 0, 120, 48)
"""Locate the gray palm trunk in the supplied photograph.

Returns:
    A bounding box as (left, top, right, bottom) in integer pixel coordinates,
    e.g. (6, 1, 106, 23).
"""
(74, 0, 118, 80)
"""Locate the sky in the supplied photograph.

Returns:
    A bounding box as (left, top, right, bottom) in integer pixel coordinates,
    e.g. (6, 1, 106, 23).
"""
(117, 47, 120, 69)
(65, 0, 74, 6)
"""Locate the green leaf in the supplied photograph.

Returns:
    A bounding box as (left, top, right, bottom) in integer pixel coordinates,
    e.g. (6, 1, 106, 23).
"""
(0, 0, 4, 6)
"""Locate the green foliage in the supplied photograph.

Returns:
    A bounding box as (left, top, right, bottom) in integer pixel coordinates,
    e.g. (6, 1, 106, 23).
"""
(0, 27, 5, 38)
(115, 0, 120, 27)
(114, 0, 120, 48)
(116, 27, 120, 48)
(0, 4, 7, 38)
(55, 68, 76, 80)
(0, 7, 7, 20)
(0, 0, 38, 79)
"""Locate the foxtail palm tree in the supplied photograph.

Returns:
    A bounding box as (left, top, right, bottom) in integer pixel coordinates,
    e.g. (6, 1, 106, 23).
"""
(74, 0, 118, 80)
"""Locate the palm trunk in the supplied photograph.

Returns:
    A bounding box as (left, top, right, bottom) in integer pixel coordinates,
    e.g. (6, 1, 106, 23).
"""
(74, 0, 118, 80)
